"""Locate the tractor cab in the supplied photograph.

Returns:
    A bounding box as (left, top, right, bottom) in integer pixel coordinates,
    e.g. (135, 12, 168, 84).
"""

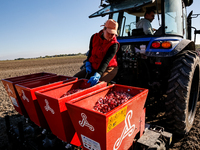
(90, 0, 193, 41)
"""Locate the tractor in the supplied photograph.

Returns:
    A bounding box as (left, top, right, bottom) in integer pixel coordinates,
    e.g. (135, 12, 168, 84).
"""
(2, 0, 200, 149)
(89, 0, 200, 135)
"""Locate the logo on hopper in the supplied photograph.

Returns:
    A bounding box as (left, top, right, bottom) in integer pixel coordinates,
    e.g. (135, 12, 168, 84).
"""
(10, 96, 19, 107)
(44, 99, 55, 114)
(79, 113, 94, 131)
(22, 90, 29, 102)
(7, 84, 13, 94)
(113, 110, 135, 150)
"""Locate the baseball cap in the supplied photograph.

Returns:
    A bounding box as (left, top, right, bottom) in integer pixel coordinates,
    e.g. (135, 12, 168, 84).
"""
(101, 19, 118, 35)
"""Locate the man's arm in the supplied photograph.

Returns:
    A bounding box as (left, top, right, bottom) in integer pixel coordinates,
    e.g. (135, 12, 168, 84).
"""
(142, 20, 154, 35)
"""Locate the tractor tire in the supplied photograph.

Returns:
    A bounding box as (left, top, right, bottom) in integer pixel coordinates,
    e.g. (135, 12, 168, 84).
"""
(165, 50, 200, 135)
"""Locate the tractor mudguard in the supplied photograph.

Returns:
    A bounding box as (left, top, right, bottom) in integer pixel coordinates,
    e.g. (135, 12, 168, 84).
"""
(173, 39, 195, 54)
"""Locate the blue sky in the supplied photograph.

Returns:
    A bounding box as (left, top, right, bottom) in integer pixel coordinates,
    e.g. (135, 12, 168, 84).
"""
(0, 0, 200, 60)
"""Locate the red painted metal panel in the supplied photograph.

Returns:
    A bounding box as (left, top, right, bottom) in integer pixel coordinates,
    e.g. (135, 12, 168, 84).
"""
(1, 72, 57, 117)
(66, 84, 148, 150)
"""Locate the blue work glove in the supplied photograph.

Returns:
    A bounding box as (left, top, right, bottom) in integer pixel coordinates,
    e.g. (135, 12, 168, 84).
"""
(85, 61, 92, 74)
(88, 72, 101, 86)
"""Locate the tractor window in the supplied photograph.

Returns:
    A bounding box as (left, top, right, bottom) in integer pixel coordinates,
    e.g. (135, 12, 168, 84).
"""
(112, 13, 119, 22)
(119, 12, 137, 37)
(165, 0, 183, 36)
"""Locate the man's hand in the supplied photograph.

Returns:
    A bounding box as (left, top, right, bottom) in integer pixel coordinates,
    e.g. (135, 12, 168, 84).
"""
(88, 72, 101, 86)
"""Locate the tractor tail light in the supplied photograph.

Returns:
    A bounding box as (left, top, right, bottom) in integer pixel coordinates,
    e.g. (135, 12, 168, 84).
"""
(151, 41, 173, 49)
(161, 41, 172, 48)
(151, 42, 161, 48)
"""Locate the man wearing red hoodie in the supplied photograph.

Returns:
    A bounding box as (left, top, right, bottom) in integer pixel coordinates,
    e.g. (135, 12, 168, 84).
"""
(74, 19, 119, 86)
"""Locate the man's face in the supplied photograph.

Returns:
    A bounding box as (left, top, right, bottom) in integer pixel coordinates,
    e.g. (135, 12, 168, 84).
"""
(103, 29, 115, 41)
(145, 12, 155, 22)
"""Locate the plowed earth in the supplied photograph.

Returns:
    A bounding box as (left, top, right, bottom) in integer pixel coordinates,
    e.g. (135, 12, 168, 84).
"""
(0, 56, 199, 150)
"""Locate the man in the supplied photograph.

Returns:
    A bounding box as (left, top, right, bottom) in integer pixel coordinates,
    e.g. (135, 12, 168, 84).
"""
(136, 9, 156, 35)
(74, 19, 119, 86)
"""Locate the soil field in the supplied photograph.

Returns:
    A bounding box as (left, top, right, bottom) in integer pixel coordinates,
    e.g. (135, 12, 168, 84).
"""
(0, 56, 200, 150)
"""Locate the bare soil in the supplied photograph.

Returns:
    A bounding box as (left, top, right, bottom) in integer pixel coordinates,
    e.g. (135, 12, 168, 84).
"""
(0, 56, 200, 150)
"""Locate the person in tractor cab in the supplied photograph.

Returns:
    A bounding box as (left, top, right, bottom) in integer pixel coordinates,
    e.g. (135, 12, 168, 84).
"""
(74, 19, 119, 86)
(136, 9, 156, 35)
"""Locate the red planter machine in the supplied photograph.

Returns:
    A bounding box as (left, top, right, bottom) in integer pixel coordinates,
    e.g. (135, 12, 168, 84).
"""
(2, 72, 172, 150)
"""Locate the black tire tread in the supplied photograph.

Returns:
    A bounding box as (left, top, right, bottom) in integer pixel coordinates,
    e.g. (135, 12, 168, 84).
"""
(165, 50, 200, 135)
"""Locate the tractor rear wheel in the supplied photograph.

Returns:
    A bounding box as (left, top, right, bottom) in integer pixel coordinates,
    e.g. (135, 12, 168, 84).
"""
(165, 50, 200, 135)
